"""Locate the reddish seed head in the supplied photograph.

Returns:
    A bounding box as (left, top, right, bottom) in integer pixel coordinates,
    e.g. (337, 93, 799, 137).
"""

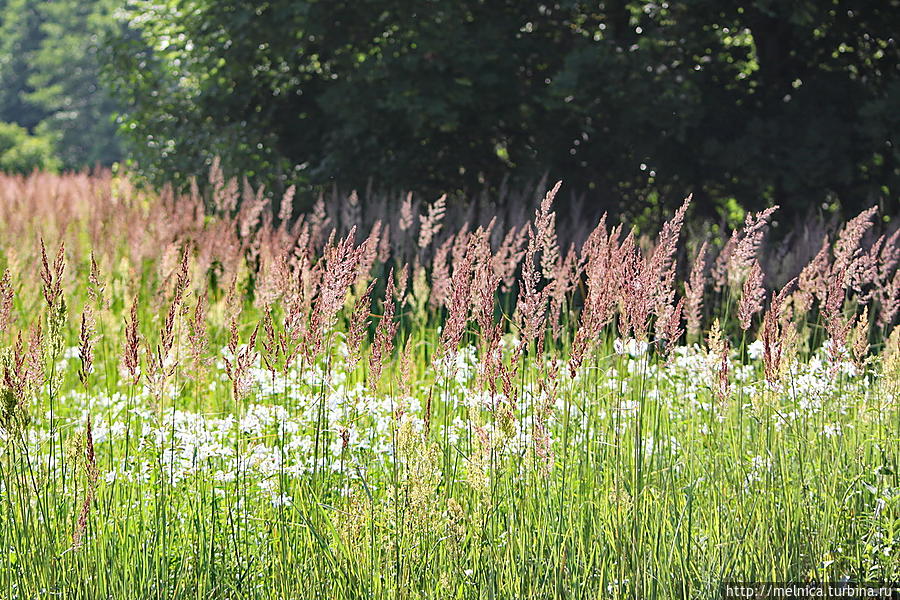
(684, 241, 709, 337)
(78, 308, 95, 388)
(346, 280, 375, 372)
(123, 298, 141, 385)
(369, 269, 399, 388)
(0, 269, 13, 335)
(39, 238, 65, 308)
(762, 278, 797, 385)
(737, 260, 766, 331)
(418, 194, 447, 249)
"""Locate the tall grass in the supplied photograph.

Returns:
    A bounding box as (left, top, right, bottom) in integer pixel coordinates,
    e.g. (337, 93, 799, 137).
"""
(0, 170, 897, 599)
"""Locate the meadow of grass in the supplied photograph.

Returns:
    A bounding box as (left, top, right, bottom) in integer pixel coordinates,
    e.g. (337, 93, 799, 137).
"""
(0, 171, 897, 599)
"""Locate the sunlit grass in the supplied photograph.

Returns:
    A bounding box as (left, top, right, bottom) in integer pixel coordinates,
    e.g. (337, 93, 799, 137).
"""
(0, 171, 897, 599)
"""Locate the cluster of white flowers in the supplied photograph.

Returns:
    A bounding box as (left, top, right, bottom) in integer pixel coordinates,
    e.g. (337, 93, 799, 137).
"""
(3, 336, 878, 508)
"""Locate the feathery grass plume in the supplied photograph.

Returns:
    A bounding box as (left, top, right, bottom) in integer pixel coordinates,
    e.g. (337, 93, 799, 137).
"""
(477, 321, 503, 397)
(209, 156, 227, 213)
(879, 268, 900, 328)
(255, 252, 291, 309)
(656, 297, 685, 359)
(398, 192, 414, 232)
(417, 194, 447, 249)
(429, 237, 454, 309)
(157, 298, 179, 372)
(877, 227, 900, 283)
(450, 223, 471, 270)
(716, 338, 731, 403)
(395, 263, 410, 303)
(569, 216, 617, 376)
(534, 356, 559, 475)
(88, 251, 106, 308)
(39, 238, 65, 308)
(548, 245, 580, 341)
(393, 418, 442, 538)
(822, 266, 852, 367)
(648, 195, 691, 311)
(873, 228, 900, 324)
(280, 280, 311, 373)
(795, 238, 831, 313)
(641, 196, 692, 347)
(408, 262, 431, 319)
(761, 278, 797, 386)
(369, 269, 398, 388)
(278, 184, 296, 226)
(187, 292, 209, 377)
(738, 260, 765, 331)
(472, 232, 500, 345)
(306, 227, 362, 360)
(158, 243, 182, 291)
(492, 225, 527, 292)
(346, 280, 375, 372)
(25, 323, 43, 395)
(172, 247, 191, 307)
(618, 232, 653, 340)
(289, 217, 310, 259)
(534, 181, 561, 281)
(237, 179, 268, 241)
(2, 334, 27, 397)
(73, 416, 98, 548)
(395, 337, 415, 401)
(146, 296, 181, 403)
(309, 195, 330, 250)
(498, 348, 520, 434)
(220, 176, 241, 215)
(224, 318, 259, 403)
(377, 223, 392, 263)
(78, 308, 95, 388)
(0, 269, 13, 335)
(833, 206, 878, 274)
(1, 325, 41, 434)
(123, 298, 141, 385)
(684, 241, 709, 338)
(516, 224, 549, 351)
(439, 235, 477, 362)
(356, 220, 382, 286)
(711, 230, 739, 292)
(707, 320, 730, 403)
(883, 326, 900, 398)
(297, 236, 324, 311)
(851, 234, 884, 302)
(1, 337, 25, 432)
(42, 248, 68, 367)
(850, 307, 870, 368)
(260, 309, 283, 382)
(728, 206, 778, 284)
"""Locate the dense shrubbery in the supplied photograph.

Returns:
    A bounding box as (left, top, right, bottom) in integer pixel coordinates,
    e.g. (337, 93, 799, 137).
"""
(0, 0, 122, 170)
(0, 121, 58, 173)
(0, 172, 897, 597)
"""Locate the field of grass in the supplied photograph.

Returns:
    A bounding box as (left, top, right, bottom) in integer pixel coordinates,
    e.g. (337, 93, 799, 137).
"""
(0, 172, 897, 599)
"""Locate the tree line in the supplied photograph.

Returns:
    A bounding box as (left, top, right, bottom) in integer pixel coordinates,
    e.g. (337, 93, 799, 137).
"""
(0, 0, 897, 221)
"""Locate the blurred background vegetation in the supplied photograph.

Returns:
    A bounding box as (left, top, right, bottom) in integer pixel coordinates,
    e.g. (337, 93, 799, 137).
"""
(0, 0, 897, 222)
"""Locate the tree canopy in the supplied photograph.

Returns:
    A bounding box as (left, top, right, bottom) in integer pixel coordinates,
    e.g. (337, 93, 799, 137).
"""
(0, 0, 895, 219)
(104, 0, 899, 218)
(0, 0, 122, 169)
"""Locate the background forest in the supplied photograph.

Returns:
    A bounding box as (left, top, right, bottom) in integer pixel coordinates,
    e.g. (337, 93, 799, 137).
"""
(0, 0, 897, 222)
